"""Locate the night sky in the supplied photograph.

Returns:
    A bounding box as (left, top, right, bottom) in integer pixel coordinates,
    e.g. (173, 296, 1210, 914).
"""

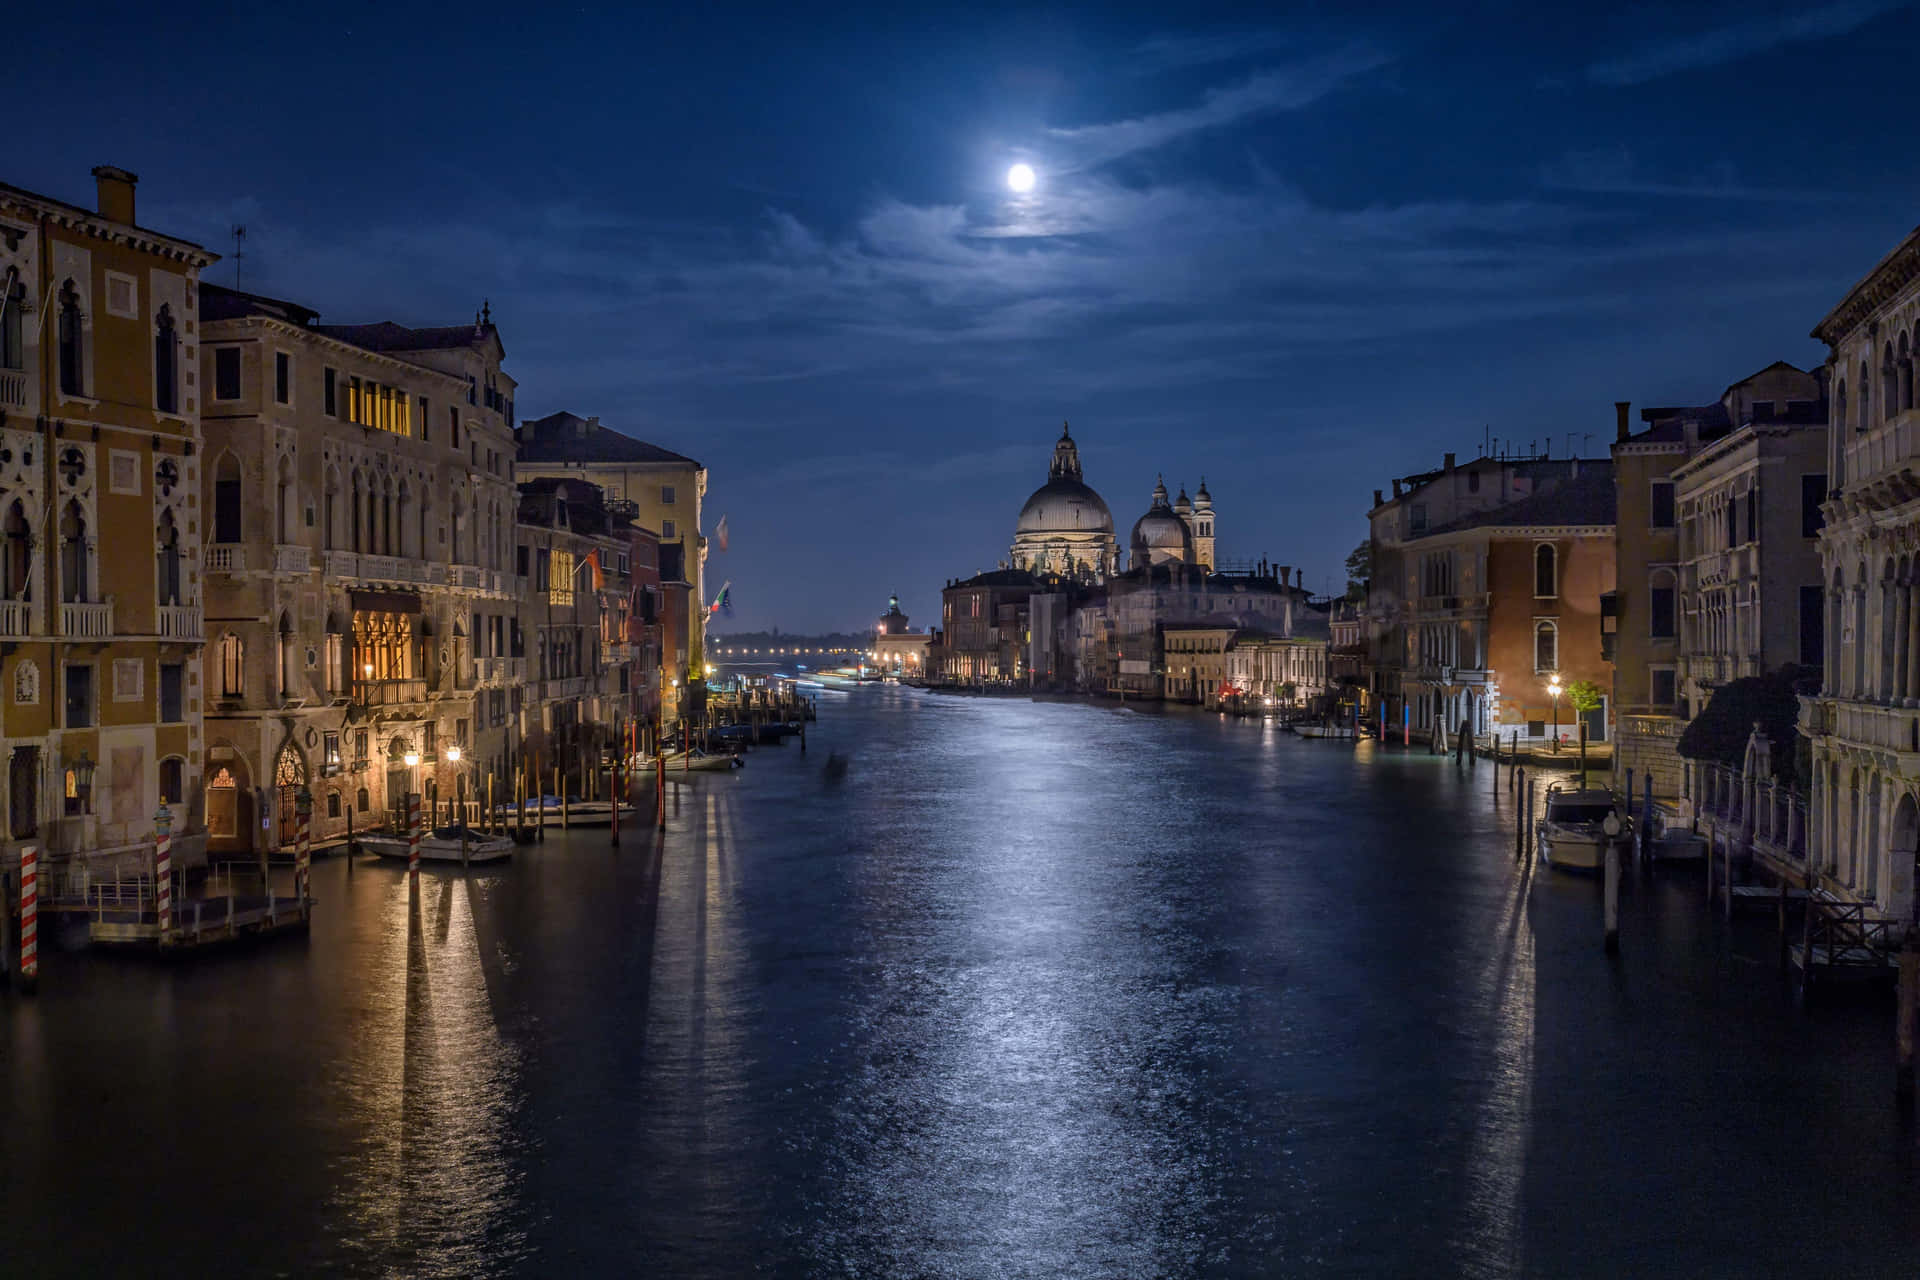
(16, 2, 1920, 631)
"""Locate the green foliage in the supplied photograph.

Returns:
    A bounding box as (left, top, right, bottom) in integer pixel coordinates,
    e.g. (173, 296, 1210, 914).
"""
(1677, 666, 1811, 788)
(1344, 541, 1371, 602)
(1565, 680, 1605, 714)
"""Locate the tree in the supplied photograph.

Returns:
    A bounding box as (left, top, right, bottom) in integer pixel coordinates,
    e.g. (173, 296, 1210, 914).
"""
(1565, 680, 1605, 716)
(1677, 666, 1812, 789)
(1344, 540, 1371, 602)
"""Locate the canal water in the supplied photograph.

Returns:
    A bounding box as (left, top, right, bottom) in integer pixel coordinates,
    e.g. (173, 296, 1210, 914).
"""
(6, 688, 1920, 1277)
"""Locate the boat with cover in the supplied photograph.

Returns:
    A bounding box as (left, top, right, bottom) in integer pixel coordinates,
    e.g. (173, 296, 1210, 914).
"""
(1535, 787, 1632, 871)
(639, 748, 745, 773)
(358, 824, 514, 865)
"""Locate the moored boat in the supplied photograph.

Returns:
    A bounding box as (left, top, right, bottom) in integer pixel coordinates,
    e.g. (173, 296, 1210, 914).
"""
(358, 824, 514, 865)
(1535, 787, 1632, 871)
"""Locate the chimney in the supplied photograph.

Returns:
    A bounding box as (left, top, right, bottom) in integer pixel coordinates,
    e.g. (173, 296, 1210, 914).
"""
(1444, 452, 1456, 472)
(1373, 488, 1383, 507)
(91, 165, 139, 225)
(1392, 478, 1403, 499)
(1279, 564, 1290, 586)
(1614, 401, 1631, 443)
(1296, 568, 1304, 589)
(1683, 418, 1699, 450)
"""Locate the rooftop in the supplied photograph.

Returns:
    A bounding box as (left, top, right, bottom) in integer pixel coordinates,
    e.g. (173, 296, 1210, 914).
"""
(518, 410, 702, 469)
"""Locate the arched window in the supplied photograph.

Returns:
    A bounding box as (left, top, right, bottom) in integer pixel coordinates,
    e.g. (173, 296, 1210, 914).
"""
(397, 483, 412, 558)
(1860, 360, 1872, 431)
(213, 454, 242, 544)
(56, 280, 82, 397)
(1534, 544, 1557, 598)
(327, 790, 341, 818)
(156, 509, 182, 606)
(351, 471, 364, 553)
(325, 611, 346, 693)
(1649, 568, 1677, 639)
(1, 278, 25, 371)
(1534, 620, 1558, 673)
(1901, 332, 1914, 414)
(356, 786, 369, 813)
(1885, 343, 1899, 424)
(276, 456, 295, 545)
(323, 466, 340, 551)
(154, 304, 179, 414)
(2, 500, 30, 602)
(159, 756, 184, 805)
(277, 612, 295, 696)
(219, 632, 243, 697)
(59, 500, 88, 603)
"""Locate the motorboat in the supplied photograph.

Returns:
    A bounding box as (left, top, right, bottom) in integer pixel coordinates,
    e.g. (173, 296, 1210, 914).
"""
(491, 796, 638, 827)
(641, 749, 745, 773)
(1536, 787, 1632, 871)
(358, 824, 514, 865)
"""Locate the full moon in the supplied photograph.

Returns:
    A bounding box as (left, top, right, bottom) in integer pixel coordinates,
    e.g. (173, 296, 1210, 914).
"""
(1007, 163, 1036, 193)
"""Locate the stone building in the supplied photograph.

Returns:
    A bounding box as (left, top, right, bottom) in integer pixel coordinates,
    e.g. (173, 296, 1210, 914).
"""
(1368, 453, 1616, 746)
(516, 410, 705, 718)
(1801, 223, 1920, 916)
(1225, 630, 1331, 709)
(1609, 364, 1825, 798)
(0, 166, 217, 870)
(1010, 424, 1118, 577)
(939, 569, 1035, 684)
(197, 284, 520, 850)
(513, 478, 635, 789)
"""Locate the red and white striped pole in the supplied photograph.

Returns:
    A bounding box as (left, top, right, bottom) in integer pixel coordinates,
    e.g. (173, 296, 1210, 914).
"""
(294, 786, 312, 917)
(407, 791, 422, 886)
(19, 843, 38, 991)
(153, 805, 173, 940)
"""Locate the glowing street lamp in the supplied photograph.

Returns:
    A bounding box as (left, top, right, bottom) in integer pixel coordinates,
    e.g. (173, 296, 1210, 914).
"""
(1548, 675, 1563, 754)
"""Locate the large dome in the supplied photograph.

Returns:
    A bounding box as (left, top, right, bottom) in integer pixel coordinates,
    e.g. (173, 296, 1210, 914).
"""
(1017, 477, 1113, 536)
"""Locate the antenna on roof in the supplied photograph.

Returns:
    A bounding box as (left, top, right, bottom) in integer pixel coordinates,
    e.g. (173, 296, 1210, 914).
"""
(230, 224, 246, 289)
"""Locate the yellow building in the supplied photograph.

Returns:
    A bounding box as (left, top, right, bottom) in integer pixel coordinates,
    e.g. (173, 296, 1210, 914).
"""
(0, 166, 217, 868)
(515, 410, 706, 713)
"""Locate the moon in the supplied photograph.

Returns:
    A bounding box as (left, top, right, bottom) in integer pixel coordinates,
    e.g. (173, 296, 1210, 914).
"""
(1007, 163, 1036, 193)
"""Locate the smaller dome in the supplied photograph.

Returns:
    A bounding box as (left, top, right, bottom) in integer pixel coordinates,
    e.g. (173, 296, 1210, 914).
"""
(1194, 478, 1212, 510)
(1174, 486, 1192, 517)
(1132, 510, 1191, 553)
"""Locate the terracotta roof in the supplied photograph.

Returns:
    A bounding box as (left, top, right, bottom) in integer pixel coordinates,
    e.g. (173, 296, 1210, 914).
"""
(311, 320, 497, 353)
(1424, 464, 1616, 535)
(518, 410, 702, 468)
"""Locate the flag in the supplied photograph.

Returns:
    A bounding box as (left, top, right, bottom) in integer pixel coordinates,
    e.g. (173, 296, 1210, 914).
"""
(588, 549, 604, 590)
(715, 515, 730, 553)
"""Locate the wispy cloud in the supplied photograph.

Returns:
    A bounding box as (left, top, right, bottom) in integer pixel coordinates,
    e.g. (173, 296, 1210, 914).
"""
(1587, 0, 1907, 85)
(1048, 45, 1390, 167)
(1540, 146, 1842, 202)
(1132, 29, 1304, 73)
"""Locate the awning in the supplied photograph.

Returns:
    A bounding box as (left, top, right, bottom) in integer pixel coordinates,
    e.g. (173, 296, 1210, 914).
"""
(348, 588, 422, 614)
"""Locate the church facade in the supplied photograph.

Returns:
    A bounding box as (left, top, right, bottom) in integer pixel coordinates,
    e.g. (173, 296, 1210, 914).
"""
(1009, 423, 1217, 577)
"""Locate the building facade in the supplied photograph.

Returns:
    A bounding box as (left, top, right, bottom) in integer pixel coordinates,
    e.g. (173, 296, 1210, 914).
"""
(1802, 224, 1920, 918)
(197, 285, 521, 850)
(0, 167, 217, 870)
(516, 410, 705, 719)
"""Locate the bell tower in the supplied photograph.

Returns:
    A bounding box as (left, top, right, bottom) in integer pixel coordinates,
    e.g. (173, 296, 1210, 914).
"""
(1049, 421, 1082, 482)
(1193, 478, 1215, 570)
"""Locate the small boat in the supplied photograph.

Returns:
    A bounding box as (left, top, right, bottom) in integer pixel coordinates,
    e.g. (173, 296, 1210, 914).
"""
(642, 749, 745, 773)
(492, 797, 638, 827)
(358, 824, 514, 865)
(1293, 723, 1355, 739)
(1535, 787, 1632, 872)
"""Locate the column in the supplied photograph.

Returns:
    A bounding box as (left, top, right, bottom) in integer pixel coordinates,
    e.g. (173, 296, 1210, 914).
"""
(1906, 574, 1920, 704)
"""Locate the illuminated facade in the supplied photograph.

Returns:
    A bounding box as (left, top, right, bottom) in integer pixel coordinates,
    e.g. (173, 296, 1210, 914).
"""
(0, 166, 216, 871)
(197, 285, 520, 851)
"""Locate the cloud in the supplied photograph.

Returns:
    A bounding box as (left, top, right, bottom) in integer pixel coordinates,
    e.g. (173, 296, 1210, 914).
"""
(1047, 45, 1390, 167)
(1131, 29, 1305, 73)
(1587, 0, 1908, 85)
(1539, 146, 1843, 202)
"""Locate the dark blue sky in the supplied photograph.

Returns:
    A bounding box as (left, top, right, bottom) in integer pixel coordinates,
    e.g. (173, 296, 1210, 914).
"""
(18, 1, 1920, 630)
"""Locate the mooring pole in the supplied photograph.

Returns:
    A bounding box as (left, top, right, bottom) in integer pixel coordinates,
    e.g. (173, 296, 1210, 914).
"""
(1643, 772, 1654, 876)
(1898, 935, 1919, 1108)
(1604, 838, 1621, 954)
(154, 804, 174, 942)
(656, 748, 667, 832)
(293, 787, 311, 920)
(407, 791, 422, 889)
(18, 843, 38, 994)
(1515, 767, 1526, 862)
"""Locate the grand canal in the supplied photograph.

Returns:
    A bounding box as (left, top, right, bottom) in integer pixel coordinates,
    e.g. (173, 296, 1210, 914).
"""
(6, 688, 1920, 1277)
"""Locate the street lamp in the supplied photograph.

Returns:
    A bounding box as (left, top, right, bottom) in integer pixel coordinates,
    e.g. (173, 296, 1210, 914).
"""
(1547, 675, 1563, 754)
(446, 744, 469, 863)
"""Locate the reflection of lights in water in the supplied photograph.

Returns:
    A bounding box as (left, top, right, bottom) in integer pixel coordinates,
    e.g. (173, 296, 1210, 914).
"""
(329, 873, 528, 1273)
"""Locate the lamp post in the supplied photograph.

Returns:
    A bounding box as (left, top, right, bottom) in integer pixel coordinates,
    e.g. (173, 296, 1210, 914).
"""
(1548, 675, 1563, 754)
(447, 745, 468, 867)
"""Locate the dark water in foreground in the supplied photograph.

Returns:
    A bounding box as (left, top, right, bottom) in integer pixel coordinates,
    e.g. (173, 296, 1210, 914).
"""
(6, 689, 1920, 1277)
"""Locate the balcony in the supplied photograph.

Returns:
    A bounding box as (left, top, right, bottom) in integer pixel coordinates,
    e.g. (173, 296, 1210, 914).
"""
(274, 544, 311, 574)
(0, 599, 29, 638)
(1829, 698, 1920, 756)
(477, 656, 526, 683)
(451, 564, 483, 589)
(0, 369, 26, 410)
(356, 677, 429, 707)
(156, 605, 201, 642)
(1842, 407, 1920, 495)
(604, 642, 635, 664)
(61, 600, 113, 639)
(206, 544, 245, 574)
(323, 550, 357, 578)
(544, 675, 589, 700)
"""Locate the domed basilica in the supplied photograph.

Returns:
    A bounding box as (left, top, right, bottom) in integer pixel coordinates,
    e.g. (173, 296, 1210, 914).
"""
(1009, 424, 1216, 579)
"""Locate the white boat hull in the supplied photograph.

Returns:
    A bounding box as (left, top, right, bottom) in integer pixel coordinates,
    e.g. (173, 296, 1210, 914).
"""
(359, 834, 514, 864)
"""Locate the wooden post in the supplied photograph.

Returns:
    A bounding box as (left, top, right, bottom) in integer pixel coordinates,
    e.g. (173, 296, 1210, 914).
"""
(1724, 824, 1735, 923)
(154, 804, 174, 941)
(487, 772, 496, 837)
(407, 791, 422, 887)
(1643, 772, 1654, 876)
(1515, 767, 1526, 862)
(610, 759, 622, 847)
(559, 766, 569, 829)
(293, 788, 311, 920)
(1604, 841, 1620, 953)
(19, 843, 38, 993)
(1525, 776, 1536, 863)
(458, 773, 469, 870)
(657, 746, 667, 831)
(1778, 873, 1792, 974)
(1899, 937, 1918, 1108)
(345, 804, 355, 877)
(1577, 722, 1587, 790)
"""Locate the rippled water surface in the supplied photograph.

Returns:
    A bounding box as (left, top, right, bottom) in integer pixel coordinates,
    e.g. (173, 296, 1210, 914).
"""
(7, 690, 1920, 1277)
